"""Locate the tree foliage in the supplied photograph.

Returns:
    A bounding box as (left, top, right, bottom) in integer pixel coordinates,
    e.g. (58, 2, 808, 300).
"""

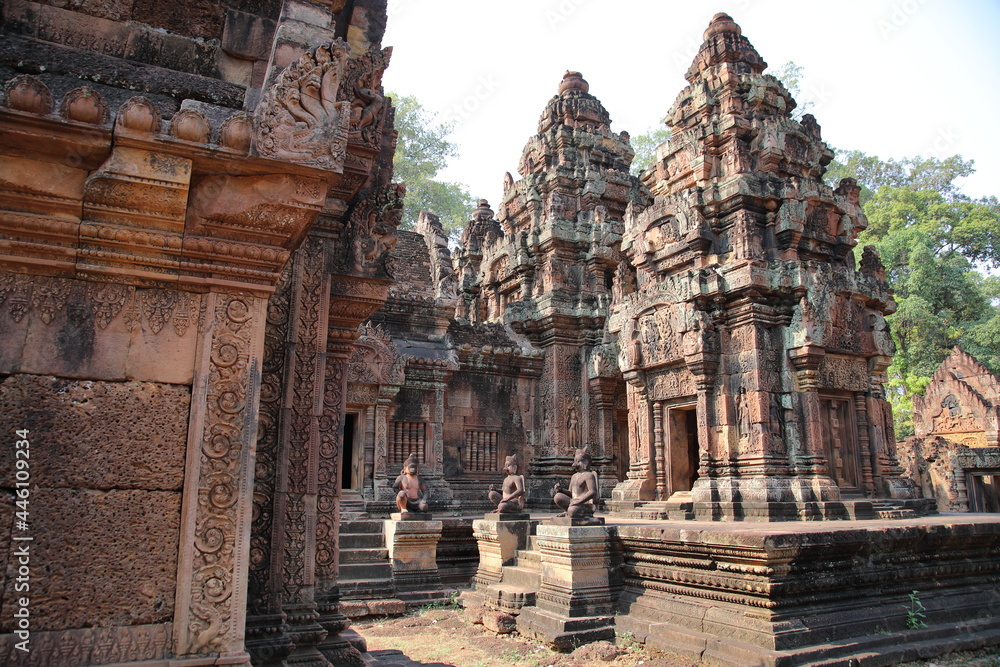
(390, 93, 475, 234)
(628, 126, 671, 176)
(829, 151, 1000, 435)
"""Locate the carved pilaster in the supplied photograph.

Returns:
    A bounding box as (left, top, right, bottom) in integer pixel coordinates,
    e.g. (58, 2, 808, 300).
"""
(174, 291, 265, 665)
(788, 344, 829, 476)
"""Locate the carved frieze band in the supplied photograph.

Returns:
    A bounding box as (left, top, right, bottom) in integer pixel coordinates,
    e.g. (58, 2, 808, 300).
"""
(0, 272, 200, 334)
(0, 624, 170, 667)
(174, 291, 263, 657)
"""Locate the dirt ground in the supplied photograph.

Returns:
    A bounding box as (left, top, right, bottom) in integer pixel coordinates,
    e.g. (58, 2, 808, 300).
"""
(353, 605, 1000, 667)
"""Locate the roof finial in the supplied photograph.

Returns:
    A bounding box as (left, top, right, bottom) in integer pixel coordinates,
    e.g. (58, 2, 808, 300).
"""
(558, 71, 590, 95)
(704, 12, 741, 40)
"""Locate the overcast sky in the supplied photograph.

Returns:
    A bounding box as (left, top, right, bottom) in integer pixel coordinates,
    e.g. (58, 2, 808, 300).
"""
(382, 1, 1000, 210)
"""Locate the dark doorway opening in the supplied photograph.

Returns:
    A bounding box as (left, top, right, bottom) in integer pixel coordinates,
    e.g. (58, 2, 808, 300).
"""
(342, 413, 358, 491)
(667, 406, 699, 496)
(968, 472, 1000, 512)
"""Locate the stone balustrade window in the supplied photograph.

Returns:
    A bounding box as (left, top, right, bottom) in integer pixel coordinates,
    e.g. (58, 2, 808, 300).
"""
(464, 430, 500, 472)
(390, 421, 426, 465)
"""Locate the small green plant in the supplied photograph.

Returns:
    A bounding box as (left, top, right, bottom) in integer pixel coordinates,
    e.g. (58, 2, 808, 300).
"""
(616, 631, 643, 651)
(904, 590, 927, 630)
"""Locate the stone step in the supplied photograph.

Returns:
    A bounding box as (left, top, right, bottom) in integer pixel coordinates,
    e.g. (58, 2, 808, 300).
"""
(526, 534, 538, 551)
(340, 532, 384, 549)
(876, 509, 918, 519)
(514, 549, 541, 568)
(501, 565, 541, 590)
(338, 579, 395, 598)
(339, 561, 392, 581)
(339, 520, 384, 534)
(340, 511, 369, 521)
(481, 583, 537, 614)
(339, 547, 389, 564)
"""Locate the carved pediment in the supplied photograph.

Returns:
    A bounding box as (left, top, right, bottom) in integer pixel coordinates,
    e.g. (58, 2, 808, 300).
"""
(349, 323, 403, 386)
(255, 40, 351, 171)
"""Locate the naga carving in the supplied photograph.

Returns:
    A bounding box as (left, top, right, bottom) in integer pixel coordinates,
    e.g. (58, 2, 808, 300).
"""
(255, 40, 352, 170)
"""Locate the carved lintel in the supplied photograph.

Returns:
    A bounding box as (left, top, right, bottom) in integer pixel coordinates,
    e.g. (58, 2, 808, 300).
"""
(185, 173, 327, 248)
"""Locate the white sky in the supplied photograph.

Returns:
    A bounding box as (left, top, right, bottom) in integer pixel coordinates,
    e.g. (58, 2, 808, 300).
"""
(382, 1, 1000, 210)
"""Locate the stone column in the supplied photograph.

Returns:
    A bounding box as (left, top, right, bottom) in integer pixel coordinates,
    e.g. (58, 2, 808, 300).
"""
(653, 402, 666, 499)
(788, 344, 830, 478)
(372, 385, 399, 501)
(516, 525, 616, 650)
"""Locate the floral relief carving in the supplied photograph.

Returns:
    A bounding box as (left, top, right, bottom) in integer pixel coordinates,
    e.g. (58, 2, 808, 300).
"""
(0, 272, 202, 334)
(255, 40, 352, 170)
(281, 236, 326, 603)
(180, 292, 257, 655)
(248, 264, 293, 612)
(316, 355, 345, 578)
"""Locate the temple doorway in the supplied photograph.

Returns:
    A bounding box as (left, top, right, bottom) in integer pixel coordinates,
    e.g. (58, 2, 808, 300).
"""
(342, 413, 360, 491)
(967, 472, 1000, 512)
(666, 405, 699, 497)
(820, 396, 863, 495)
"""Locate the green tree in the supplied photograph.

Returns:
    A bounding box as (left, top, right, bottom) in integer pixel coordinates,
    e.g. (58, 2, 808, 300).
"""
(628, 126, 671, 177)
(834, 152, 1000, 435)
(390, 93, 475, 234)
(769, 61, 813, 121)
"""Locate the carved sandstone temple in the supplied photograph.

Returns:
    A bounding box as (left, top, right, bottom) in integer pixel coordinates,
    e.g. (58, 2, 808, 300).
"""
(0, 1, 401, 665)
(607, 12, 922, 519)
(2, 4, 1000, 667)
(898, 347, 1000, 511)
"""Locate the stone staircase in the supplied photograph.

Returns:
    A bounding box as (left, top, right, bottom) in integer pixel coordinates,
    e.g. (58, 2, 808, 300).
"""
(479, 534, 542, 615)
(337, 510, 406, 618)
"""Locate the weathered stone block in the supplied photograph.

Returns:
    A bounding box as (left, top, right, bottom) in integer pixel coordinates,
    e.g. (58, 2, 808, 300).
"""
(481, 611, 516, 634)
(0, 488, 180, 631)
(366, 599, 406, 615)
(221, 8, 277, 60)
(0, 375, 190, 490)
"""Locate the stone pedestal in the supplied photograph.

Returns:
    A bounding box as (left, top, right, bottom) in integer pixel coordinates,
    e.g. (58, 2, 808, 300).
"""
(471, 515, 535, 589)
(516, 524, 616, 649)
(384, 517, 443, 601)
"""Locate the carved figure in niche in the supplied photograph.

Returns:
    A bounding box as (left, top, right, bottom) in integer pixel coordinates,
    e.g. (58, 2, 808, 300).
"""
(488, 455, 526, 514)
(393, 453, 429, 514)
(349, 70, 385, 140)
(567, 403, 581, 449)
(942, 394, 961, 417)
(552, 448, 599, 521)
(737, 388, 751, 440)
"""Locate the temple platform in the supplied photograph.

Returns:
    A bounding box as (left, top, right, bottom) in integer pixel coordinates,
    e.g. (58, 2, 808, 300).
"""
(461, 510, 1000, 666)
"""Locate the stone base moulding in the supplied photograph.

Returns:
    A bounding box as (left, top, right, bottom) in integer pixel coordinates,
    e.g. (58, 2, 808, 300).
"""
(515, 524, 618, 650)
(384, 517, 444, 601)
(613, 514, 1000, 667)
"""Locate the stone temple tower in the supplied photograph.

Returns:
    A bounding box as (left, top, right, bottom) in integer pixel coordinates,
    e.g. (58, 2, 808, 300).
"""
(455, 71, 648, 499)
(608, 13, 924, 519)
